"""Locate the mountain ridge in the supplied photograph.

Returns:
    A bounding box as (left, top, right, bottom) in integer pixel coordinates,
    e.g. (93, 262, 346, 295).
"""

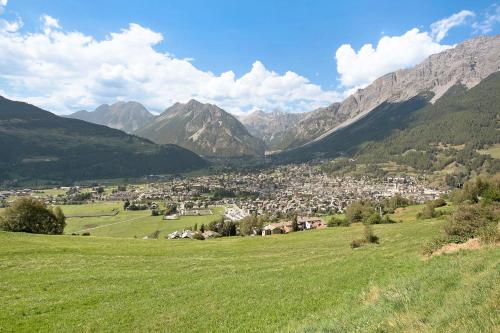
(135, 99, 266, 157)
(241, 35, 500, 154)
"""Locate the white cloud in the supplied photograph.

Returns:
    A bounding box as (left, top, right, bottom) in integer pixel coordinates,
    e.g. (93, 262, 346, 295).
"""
(335, 28, 451, 88)
(431, 10, 475, 42)
(472, 4, 500, 33)
(41, 14, 61, 31)
(0, 15, 340, 114)
(334, 10, 481, 89)
(0, 16, 20, 32)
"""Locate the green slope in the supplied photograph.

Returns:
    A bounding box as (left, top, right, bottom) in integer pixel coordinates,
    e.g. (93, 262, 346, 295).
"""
(0, 210, 498, 332)
(275, 72, 500, 170)
(0, 96, 207, 181)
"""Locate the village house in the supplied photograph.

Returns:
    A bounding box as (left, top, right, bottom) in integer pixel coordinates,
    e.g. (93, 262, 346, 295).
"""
(297, 216, 327, 230)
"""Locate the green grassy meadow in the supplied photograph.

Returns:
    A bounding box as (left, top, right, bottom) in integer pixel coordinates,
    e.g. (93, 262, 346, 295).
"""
(478, 143, 500, 159)
(0, 205, 498, 332)
(60, 203, 224, 238)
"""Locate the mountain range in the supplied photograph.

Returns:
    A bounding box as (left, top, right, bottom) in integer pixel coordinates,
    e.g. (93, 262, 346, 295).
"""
(247, 35, 500, 155)
(64, 35, 500, 159)
(1, 35, 499, 181)
(135, 99, 266, 157)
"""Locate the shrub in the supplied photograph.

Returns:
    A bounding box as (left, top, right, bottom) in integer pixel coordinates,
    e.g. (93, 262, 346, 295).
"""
(328, 216, 350, 227)
(444, 204, 497, 241)
(477, 223, 500, 244)
(366, 213, 382, 225)
(452, 176, 500, 204)
(345, 201, 376, 224)
(208, 218, 237, 236)
(0, 197, 66, 235)
(381, 215, 396, 224)
(364, 224, 379, 244)
(384, 194, 410, 213)
(81, 232, 90, 236)
(151, 209, 160, 216)
(432, 198, 447, 208)
(417, 203, 437, 220)
(422, 237, 449, 256)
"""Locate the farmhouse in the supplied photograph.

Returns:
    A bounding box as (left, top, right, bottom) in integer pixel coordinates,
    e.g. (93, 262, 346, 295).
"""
(262, 221, 293, 236)
(297, 216, 327, 230)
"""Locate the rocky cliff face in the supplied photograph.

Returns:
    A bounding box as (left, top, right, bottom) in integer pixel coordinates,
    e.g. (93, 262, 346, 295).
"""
(245, 35, 500, 153)
(135, 100, 266, 157)
(239, 110, 305, 151)
(69, 101, 154, 133)
(311, 35, 500, 143)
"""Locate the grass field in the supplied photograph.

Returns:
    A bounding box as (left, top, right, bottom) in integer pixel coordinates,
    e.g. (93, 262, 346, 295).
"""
(0, 205, 498, 332)
(59, 202, 224, 238)
(478, 143, 500, 159)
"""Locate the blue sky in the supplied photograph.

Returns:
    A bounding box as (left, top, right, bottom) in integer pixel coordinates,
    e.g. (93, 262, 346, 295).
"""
(0, 1, 499, 114)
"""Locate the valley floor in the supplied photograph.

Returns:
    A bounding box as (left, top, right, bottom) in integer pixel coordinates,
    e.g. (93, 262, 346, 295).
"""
(0, 209, 499, 332)
(61, 202, 224, 239)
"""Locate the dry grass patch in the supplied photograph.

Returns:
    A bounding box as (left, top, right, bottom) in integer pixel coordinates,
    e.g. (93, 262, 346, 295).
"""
(431, 238, 482, 257)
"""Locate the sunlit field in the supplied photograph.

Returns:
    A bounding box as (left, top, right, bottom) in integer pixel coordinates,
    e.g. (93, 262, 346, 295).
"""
(61, 202, 224, 238)
(0, 205, 498, 332)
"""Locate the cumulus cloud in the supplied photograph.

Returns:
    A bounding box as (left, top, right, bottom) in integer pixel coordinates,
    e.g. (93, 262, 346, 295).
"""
(41, 14, 61, 31)
(334, 10, 480, 89)
(431, 10, 475, 42)
(335, 28, 451, 88)
(0, 14, 340, 114)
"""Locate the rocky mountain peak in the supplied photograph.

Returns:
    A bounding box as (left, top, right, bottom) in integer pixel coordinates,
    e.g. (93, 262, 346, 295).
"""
(68, 100, 154, 133)
(135, 101, 266, 157)
(310, 35, 500, 143)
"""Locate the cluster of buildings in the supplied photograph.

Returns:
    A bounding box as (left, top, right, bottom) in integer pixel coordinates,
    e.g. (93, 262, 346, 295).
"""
(1, 164, 443, 222)
(261, 216, 327, 236)
(97, 164, 441, 217)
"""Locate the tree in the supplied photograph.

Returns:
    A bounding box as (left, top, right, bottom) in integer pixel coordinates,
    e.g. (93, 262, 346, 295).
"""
(345, 201, 376, 224)
(123, 199, 130, 210)
(366, 212, 382, 225)
(0, 197, 66, 235)
(193, 223, 198, 231)
(291, 215, 299, 232)
(164, 203, 177, 215)
(444, 204, 497, 241)
(200, 224, 205, 233)
(327, 216, 350, 227)
(364, 224, 379, 244)
(417, 203, 436, 220)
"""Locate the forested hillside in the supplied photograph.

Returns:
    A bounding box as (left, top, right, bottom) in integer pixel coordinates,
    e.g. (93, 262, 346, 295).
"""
(0, 97, 208, 182)
(275, 72, 500, 180)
